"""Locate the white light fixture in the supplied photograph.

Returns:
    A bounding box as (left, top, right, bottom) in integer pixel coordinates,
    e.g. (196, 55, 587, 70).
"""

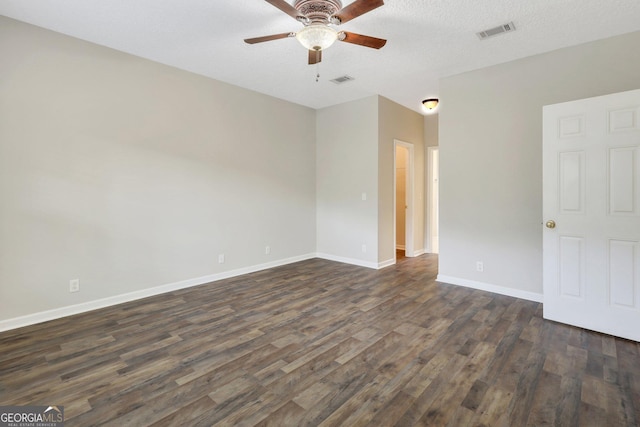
(296, 24, 338, 51)
(422, 98, 439, 110)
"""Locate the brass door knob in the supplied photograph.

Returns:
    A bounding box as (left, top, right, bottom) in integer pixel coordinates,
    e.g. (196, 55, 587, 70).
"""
(545, 220, 556, 229)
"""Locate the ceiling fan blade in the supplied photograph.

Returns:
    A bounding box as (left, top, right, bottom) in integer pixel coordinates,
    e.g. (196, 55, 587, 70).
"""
(308, 49, 322, 65)
(244, 32, 294, 44)
(334, 0, 384, 24)
(339, 31, 387, 49)
(265, 0, 304, 20)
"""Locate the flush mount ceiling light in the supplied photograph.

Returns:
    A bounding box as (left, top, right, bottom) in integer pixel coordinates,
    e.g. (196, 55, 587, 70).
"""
(422, 98, 439, 110)
(295, 24, 338, 51)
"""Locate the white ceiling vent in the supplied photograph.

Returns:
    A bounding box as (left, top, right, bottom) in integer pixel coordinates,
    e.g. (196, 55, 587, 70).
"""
(476, 22, 516, 40)
(330, 75, 355, 84)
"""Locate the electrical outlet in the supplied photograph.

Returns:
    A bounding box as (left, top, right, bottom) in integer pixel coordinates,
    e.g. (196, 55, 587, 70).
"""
(362, 192, 367, 201)
(69, 279, 80, 293)
(476, 261, 484, 272)
(362, 244, 367, 253)
(265, 246, 271, 255)
(218, 254, 225, 264)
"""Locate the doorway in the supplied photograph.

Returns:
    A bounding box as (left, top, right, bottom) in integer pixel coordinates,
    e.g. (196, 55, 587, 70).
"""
(394, 140, 414, 259)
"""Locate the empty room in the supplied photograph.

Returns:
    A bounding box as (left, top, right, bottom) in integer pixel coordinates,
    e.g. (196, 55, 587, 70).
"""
(1, 1, 639, 425)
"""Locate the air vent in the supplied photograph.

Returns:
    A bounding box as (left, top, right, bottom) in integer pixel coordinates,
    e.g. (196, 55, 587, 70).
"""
(476, 22, 516, 40)
(330, 75, 355, 84)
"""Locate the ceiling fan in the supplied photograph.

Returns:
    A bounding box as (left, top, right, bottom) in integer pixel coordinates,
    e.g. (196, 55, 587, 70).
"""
(244, 0, 386, 65)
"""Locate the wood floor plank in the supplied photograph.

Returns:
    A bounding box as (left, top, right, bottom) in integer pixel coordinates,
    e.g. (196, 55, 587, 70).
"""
(417, 342, 496, 426)
(554, 376, 582, 427)
(393, 353, 469, 425)
(468, 384, 512, 427)
(525, 369, 562, 426)
(149, 396, 216, 427)
(506, 345, 547, 426)
(1, 253, 638, 426)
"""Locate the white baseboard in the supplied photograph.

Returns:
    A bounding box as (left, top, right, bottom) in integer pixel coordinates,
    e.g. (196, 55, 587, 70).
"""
(5, 255, 511, 333)
(396, 248, 425, 257)
(436, 275, 543, 303)
(409, 248, 426, 257)
(316, 253, 379, 269)
(0, 253, 316, 333)
(378, 258, 396, 269)
(315, 253, 396, 270)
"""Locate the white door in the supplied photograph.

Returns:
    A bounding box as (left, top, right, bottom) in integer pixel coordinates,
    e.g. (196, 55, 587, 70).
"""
(543, 88, 640, 342)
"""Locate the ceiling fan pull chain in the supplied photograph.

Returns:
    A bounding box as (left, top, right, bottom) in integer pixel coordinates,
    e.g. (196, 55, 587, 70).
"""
(316, 62, 320, 82)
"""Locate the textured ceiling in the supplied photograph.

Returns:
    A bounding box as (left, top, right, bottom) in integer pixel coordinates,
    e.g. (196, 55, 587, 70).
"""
(2, 0, 640, 113)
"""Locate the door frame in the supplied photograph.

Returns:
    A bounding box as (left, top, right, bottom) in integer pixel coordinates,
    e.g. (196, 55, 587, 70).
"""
(394, 140, 415, 258)
(427, 146, 439, 253)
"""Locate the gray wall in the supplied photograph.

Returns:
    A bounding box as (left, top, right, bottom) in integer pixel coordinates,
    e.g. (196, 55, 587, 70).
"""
(0, 17, 426, 326)
(315, 96, 425, 267)
(316, 96, 380, 266)
(438, 30, 640, 298)
(0, 17, 317, 322)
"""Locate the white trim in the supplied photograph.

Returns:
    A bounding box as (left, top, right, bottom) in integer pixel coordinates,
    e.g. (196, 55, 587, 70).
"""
(0, 253, 316, 332)
(1, 251, 443, 332)
(377, 258, 396, 269)
(427, 146, 439, 254)
(411, 249, 426, 257)
(436, 275, 543, 303)
(316, 253, 378, 269)
(399, 248, 425, 257)
(316, 253, 396, 270)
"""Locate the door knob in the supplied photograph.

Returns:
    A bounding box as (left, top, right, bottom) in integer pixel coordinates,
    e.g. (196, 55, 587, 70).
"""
(545, 220, 556, 229)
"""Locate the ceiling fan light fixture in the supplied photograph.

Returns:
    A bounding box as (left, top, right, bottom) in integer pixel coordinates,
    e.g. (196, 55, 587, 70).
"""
(422, 98, 439, 110)
(296, 24, 338, 51)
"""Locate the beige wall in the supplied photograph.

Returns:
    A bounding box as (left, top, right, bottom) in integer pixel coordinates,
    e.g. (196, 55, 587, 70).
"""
(0, 17, 317, 323)
(438, 30, 640, 298)
(378, 96, 425, 263)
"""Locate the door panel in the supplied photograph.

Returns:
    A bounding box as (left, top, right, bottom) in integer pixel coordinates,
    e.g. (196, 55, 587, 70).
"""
(609, 107, 639, 133)
(543, 88, 640, 342)
(608, 239, 637, 308)
(558, 236, 584, 298)
(559, 151, 585, 213)
(609, 147, 638, 215)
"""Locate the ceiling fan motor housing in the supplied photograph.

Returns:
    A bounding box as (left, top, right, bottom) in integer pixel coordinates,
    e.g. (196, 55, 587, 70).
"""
(294, 0, 342, 24)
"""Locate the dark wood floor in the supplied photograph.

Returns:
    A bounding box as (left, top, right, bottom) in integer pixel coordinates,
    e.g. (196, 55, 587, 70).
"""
(1, 254, 639, 426)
